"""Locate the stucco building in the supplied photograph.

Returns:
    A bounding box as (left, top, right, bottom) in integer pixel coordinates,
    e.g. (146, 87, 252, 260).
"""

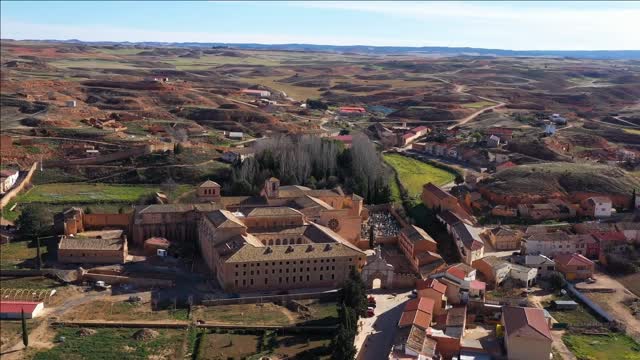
(501, 306, 552, 360)
(58, 231, 128, 264)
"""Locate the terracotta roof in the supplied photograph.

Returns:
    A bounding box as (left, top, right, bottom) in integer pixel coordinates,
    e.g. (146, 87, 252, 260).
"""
(399, 297, 434, 329)
(144, 237, 170, 247)
(58, 237, 125, 251)
(0, 301, 42, 314)
(136, 203, 220, 214)
(246, 207, 303, 218)
(553, 253, 594, 267)
(205, 210, 246, 228)
(502, 306, 552, 341)
(401, 225, 436, 245)
(438, 210, 463, 226)
(223, 241, 364, 263)
(445, 266, 466, 281)
(416, 278, 447, 294)
(199, 180, 220, 188)
(592, 231, 627, 243)
(470, 280, 486, 290)
(423, 183, 455, 201)
(453, 223, 484, 250)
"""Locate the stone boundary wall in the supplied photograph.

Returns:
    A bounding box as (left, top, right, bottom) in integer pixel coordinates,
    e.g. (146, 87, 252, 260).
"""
(0, 161, 38, 209)
(83, 273, 174, 288)
(202, 290, 339, 306)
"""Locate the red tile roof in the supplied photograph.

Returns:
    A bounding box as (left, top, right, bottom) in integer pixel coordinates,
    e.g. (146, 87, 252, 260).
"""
(446, 266, 466, 281)
(399, 297, 435, 329)
(0, 301, 42, 314)
(502, 306, 551, 341)
(592, 231, 627, 243)
(423, 183, 455, 201)
(412, 126, 429, 133)
(416, 278, 447, 294)
(470, 280, 486, 290)
(554, 253, 594, 267)
(339, 107, 366, 113)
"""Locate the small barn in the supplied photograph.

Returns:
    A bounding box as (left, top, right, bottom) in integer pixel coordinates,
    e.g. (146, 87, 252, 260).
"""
(0, 301, 45, 319)
(551, 300, 578, 310)
(144, 237, 171, 257)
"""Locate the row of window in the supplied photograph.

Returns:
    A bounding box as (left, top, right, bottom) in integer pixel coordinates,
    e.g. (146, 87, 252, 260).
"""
(234, 273, 336, 287)
(235, 265, 338, 277)
(235, 258, 355, 268)
(260, 238, 304, 246)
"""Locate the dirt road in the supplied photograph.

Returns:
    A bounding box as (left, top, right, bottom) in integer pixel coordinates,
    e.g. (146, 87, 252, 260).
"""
(576, 271, 640, 341)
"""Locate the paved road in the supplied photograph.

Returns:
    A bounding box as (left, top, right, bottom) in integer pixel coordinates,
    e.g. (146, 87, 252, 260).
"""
(355, 290, 411, 360)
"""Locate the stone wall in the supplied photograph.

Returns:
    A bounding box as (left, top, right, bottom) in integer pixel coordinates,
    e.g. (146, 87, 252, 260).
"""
(0, 162, 38, 209)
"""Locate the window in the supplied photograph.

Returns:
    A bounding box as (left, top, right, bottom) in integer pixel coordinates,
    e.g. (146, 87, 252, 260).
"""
(235, 280, 238, 286)
(243, 271, 246, 276)
(250, 271, 254, 275)
(331, 274, 335, 280)
(235, 272, 238, 276)
(307, 275, 310, 281)
(279, 277, 282, 284)
(257, 270, 260, 275)
(320, 274, 323, 281)
(243, 279, 246, 286)
(250, 279, 254, 285)
(265, 278, 268, 285)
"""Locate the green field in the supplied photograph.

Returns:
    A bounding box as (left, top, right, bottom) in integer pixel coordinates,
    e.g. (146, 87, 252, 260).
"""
(383, 153, 457, 203)
(12, 183, 192, 205)
(0, 241, 49, 269)
(197, 331, 331, 360)
(461, 101, 495, 109)
(32, 328, 185, 360)
(543, 295, 601, 325)
(563, 333, 640, 360)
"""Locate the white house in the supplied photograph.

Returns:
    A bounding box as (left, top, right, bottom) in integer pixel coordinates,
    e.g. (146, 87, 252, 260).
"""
(0, 169, 19, 194)
(581, 196, 612, 218)
(524, 255, 556, 279)
(227, 132, 244, 140)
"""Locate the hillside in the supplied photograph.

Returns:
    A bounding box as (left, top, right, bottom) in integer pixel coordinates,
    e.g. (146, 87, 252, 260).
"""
(478, 162, 640, 201)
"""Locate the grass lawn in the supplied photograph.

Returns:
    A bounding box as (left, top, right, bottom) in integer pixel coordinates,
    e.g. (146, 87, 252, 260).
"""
(192, 303, 295, 326)
(62, 300, 189, 322)
(0, 276, 60, 289)
(197, 331, 331, 360)
(543, 295, 602, 325)
(0, 319, 40, 352)
(32, 327, 185, 360)
(192, 302, 338, 327)
(16, 183, 162, 204)
(0, 241, 49, 269)
(198, 332, 260, 359)
(563, 333, 640, 360)
(383, 153, 456, 203)
(461, 101, 495, 109)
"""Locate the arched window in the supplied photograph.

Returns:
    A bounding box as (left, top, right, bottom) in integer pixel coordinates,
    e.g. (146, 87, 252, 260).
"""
(276, 239, 281, 245)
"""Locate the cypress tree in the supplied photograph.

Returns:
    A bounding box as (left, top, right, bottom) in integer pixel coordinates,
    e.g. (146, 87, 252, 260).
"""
(21, 309, 29, 348)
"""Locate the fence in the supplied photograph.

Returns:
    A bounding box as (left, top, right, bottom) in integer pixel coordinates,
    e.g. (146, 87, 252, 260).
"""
(201, 289, 339, 306)
(0, 161, 38, 209)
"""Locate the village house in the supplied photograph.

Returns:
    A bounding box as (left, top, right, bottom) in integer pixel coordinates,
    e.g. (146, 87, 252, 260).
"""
(416, 278, 448, 315)
(485, 127, 514, 141)
(220, 147, 255, 164)
(338, 106, 366, 117)
(616, 222, 640, 242)
(428, 264, 481, 305)
(491, 205, 518, 217)
(472, 256, 537, 288)
(451, 223, 484, 265)
(522, 231, 599, 258)
(522, 255, 556, 279)
(501, 306, 552, 360)
(398, 225, 443, 274)
(594, 231, 629, 263)
(422, 183, 472, 222)
(330, 135, 353, 148)
(398, 297, 435, 330)
(553, 253, 594, 281)
(517, 202, 574, 221)
(241, 89, 271, 97)
(579, 196, 613, 218)
(0, 169, 19, 194)
(486, 226, 523, 251)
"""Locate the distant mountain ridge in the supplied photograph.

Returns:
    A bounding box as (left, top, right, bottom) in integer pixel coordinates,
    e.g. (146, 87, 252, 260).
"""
(3, 38, 640, 59)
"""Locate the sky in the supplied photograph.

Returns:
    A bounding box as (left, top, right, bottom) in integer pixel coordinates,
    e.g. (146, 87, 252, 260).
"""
(1, 1, 639, 50)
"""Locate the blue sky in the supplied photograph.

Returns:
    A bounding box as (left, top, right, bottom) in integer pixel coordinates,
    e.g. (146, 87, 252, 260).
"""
(1, 1, 639, 50)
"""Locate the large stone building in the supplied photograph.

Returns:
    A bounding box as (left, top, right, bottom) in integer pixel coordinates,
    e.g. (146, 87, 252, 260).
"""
(55, 178, 368, 292)
(198, 207, 366, 292)
(58, 230, 128, 264)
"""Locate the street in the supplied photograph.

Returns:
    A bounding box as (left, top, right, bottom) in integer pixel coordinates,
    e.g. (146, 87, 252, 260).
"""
(355, 289, 411, 360)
